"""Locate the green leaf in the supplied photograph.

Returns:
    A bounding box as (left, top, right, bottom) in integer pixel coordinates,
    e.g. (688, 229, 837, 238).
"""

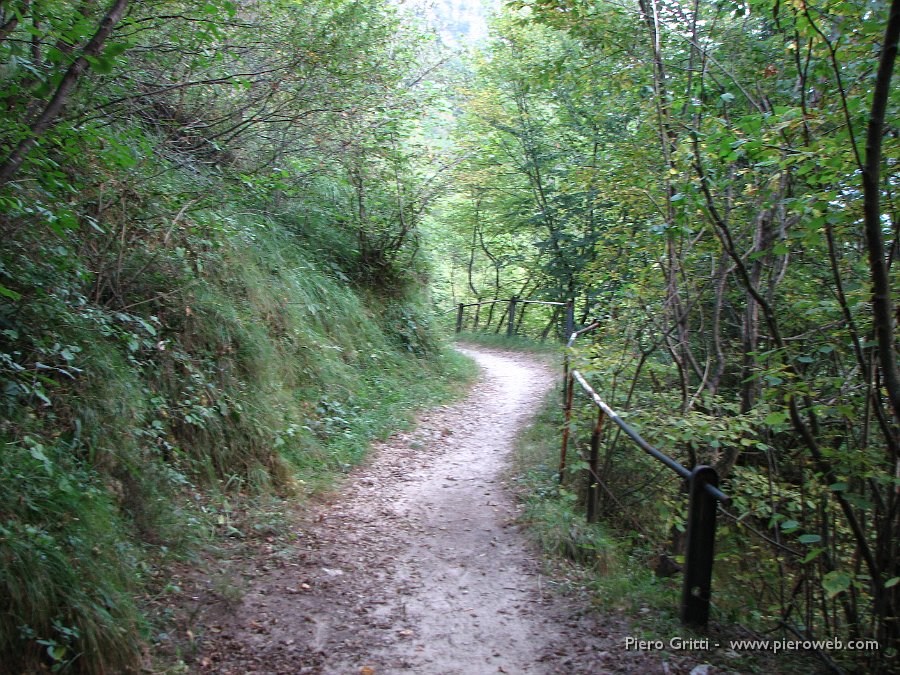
(103, 42, 131, 58)
(844, 493, 875, 510)
(84, 54, 114, 74)
(802, 547, 824, 564)
(135, 317, 157, 336)
(48, 644, 67, 662)
(822, 571, 852, 599)
(781, 519, 800, 532)
(0, 284, 22, 301)
(764, 411, 788, 426)
(798, 534, 821, 544)
(28, 444, 53, 474)
(29, 446, 48, 463)
(886, 577, 900, 589)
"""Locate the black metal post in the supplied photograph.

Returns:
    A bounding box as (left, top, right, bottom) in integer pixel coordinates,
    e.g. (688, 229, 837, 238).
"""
(506, 296, 517, 338)
(681, 465, 720, 627)
(455, 303, 464, 334)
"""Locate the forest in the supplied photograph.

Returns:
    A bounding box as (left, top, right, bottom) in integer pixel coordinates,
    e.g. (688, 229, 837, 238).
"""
(0, 0, 898, 672)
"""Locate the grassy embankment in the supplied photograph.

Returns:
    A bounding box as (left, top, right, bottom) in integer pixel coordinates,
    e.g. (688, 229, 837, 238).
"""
(1, 189, 475, 672)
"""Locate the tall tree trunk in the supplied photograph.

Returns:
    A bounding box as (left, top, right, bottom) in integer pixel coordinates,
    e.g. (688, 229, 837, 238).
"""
(861, 0, 900, 652)
(862, 0, 900, 426)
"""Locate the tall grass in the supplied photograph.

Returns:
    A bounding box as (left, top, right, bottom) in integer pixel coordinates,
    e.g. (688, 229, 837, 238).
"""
(511, 393, 681, 629)
(1, 210, 474, 672)
(0, 439, 145, 673)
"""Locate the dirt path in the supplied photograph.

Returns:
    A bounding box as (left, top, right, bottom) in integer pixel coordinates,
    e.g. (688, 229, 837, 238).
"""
(196, 346, 663, 674)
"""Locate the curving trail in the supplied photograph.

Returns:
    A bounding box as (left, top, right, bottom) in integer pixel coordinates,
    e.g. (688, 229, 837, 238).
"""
(198, 346, 661, 674)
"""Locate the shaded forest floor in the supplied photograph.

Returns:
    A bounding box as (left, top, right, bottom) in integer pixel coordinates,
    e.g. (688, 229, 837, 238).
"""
(155, 347, 744, 674)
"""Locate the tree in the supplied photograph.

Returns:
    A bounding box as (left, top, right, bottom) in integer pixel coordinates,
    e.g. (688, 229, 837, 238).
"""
(443, 0, 900, 664)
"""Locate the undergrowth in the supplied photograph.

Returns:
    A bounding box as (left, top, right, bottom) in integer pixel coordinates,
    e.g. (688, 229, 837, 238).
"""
(511, 395, 681, 629)
(512, 391, 826, 674)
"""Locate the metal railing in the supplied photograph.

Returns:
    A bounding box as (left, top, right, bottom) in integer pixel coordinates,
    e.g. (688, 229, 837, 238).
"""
(561, 323, 730, 627)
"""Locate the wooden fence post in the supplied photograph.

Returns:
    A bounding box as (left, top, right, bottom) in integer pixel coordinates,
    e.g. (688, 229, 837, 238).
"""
(559, 372, 574, 483)
(455, 303, 464, 334)
(556, 318, 728, 628)
(586, 408, 605, 523)
(506, 296, 517, 338)
(681, 465, 720, 626)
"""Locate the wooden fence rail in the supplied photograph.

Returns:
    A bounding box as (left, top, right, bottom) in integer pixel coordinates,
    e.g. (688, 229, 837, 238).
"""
(453, 297, 574, 340)
(450, 305, 729, 627)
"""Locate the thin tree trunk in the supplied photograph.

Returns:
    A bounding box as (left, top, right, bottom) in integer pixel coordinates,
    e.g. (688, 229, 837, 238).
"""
(0, 0, 130, 185)
(861, 0, 900, 652)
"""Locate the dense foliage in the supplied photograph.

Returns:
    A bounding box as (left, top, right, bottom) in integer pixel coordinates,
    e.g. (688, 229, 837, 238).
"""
(432, 0, 900, 669)
(0, 1, 468, 671)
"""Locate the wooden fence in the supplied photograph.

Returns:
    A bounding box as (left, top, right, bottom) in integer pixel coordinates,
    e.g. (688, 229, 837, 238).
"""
(561, 323, 729, 627)
(454, 297, 575, 341)
(449, 303, 730, 627)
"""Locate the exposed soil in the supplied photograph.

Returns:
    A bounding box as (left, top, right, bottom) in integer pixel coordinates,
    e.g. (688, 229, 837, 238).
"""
(187, 346, 679, 674)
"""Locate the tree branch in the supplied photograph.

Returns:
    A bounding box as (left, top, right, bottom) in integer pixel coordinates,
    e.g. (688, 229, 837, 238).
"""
(0, 0, 129, 186)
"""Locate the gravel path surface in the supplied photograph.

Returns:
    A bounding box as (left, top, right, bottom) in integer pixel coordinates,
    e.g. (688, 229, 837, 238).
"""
(196, 346, 665, 674)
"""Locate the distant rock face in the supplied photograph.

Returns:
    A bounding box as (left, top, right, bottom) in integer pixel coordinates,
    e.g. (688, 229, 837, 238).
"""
(404, 0, 496, 46)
